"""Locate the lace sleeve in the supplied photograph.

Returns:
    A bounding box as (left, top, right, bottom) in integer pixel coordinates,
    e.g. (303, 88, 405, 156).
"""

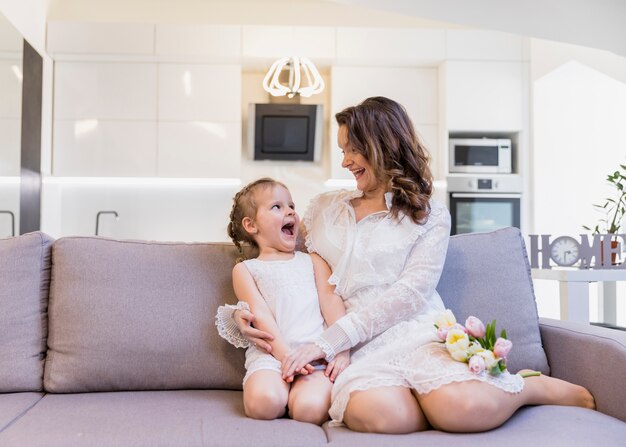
(215, 301, 251, 348)
(316, 207, 451, 358)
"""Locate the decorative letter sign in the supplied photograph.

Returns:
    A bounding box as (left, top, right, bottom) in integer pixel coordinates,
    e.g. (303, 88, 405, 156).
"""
(528, 234, 625, 269)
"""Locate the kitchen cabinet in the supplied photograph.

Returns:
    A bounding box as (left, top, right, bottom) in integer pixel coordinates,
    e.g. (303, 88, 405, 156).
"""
(444, 60, 525, 132)
(47, 22, 154, 56)
(52, 62, 241, 177)
(242, 26, 335, 60)
(446, 30, 525, 61)
(336, 28, 445, 65)
(330, 66, 439, 179)
(155, 24, 240, 59)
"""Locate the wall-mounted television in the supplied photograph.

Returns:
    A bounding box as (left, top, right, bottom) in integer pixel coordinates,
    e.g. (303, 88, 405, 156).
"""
(248, 103, 323, 162)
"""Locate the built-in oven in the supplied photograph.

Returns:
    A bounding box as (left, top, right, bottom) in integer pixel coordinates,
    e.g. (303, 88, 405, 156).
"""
(447, 175, 522, 235)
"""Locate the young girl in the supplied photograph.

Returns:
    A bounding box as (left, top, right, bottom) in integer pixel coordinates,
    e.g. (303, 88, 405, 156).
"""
(220, 177, 350, 425)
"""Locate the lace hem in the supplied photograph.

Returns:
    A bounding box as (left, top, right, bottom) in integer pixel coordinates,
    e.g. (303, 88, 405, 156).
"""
(215, 301, 251, 348)
(314, 337, 336, 362)
(329, 372, 524, 425)
(242, 354, 282, 385)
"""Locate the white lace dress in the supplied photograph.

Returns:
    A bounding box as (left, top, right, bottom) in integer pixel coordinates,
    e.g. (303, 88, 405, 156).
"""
(217, 189, 523, 424)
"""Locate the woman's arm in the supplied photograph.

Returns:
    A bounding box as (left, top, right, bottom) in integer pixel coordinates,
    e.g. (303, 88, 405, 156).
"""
(232, 263, 292, 361)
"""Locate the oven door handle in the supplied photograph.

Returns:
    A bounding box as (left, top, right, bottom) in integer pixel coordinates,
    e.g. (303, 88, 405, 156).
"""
(450, 193, 521, 199)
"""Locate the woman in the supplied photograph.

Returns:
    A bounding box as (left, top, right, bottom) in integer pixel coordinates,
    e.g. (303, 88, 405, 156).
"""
(219, 97, 594, 433)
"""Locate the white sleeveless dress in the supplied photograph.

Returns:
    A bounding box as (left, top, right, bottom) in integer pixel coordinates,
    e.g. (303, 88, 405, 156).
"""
(240, 252, 326, 385)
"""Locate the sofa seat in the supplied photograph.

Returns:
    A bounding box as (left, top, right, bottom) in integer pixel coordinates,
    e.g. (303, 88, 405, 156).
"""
(324, 406, 626, 446)
(0, 393, 43, 432)
(0, 390, 328, 447)
(3, 392, 626, 447)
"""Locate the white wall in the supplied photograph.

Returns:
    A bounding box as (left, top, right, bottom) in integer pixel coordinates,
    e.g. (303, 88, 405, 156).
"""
(531, 56, 626, 324)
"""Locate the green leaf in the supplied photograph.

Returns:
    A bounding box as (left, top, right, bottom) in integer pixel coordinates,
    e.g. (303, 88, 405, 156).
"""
(500, 328, 507, 339)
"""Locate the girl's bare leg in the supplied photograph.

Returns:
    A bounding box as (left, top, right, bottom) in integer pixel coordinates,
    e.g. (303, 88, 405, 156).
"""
(243, 370, 289, 420)
(343, 386, 429, 434)
(416, 373, 595, 433)
(288, 370, 332, 425)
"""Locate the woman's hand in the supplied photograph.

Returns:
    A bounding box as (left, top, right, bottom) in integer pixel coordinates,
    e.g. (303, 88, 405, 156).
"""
(281, 343, 325, 381)
(325, 350, 350, 383)
(234, 308, 274, 353)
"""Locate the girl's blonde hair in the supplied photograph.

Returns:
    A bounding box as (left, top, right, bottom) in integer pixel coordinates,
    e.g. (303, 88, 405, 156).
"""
(227, 177, 288, 262)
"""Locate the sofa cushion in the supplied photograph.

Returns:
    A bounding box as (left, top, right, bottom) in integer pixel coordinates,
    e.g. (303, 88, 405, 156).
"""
(45, 237, 245, 392)
(0, 393, 43, 432)
(323, 406, 626, 447)
(436, 227, 550, 374)
(0, 391, 328, 447)
(0, 232, 54, 392)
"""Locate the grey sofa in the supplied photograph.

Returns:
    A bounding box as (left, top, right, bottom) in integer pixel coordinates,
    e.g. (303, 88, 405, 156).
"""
(0, 227, 625, 447)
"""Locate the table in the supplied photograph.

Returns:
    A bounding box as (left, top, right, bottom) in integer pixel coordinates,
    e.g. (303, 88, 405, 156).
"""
(531, 268, 626, 324)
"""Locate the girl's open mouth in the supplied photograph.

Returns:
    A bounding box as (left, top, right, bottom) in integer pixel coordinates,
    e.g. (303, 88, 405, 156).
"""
(281, 222, 295, 236)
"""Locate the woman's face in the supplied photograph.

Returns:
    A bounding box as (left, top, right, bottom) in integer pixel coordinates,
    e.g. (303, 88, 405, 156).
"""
(338, 125, 383, 194)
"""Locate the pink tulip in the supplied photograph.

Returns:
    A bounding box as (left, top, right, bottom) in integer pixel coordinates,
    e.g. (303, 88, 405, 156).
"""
(437, 327, 449, 341)
(465, 316, 486, 338)
(493, 338, 513, 358)
(469, 355, 486, 374)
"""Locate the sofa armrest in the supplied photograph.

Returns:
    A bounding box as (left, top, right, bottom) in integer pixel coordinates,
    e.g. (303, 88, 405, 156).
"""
(539, 317, 626, 422)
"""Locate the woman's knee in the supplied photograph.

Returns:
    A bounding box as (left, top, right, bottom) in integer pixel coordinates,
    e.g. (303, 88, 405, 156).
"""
(343, 389, 428, 434)
(420, 385, 499, 431)
(244, 386, 288, 420)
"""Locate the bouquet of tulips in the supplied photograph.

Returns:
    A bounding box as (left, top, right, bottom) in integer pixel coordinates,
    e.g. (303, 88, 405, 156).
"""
(434, 310, 512, 376)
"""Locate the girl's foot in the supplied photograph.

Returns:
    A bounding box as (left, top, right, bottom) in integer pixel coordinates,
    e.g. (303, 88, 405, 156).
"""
(518, 369, 596, 410)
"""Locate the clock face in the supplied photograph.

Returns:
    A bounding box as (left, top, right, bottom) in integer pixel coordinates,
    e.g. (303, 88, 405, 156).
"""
(550, 236, 581, 266)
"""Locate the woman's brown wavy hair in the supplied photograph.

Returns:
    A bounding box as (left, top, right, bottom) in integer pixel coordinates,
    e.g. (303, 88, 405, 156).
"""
(335, 96, 433, 224)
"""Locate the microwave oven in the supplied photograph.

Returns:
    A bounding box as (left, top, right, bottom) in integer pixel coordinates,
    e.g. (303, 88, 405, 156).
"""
(449, 138, 512, 174)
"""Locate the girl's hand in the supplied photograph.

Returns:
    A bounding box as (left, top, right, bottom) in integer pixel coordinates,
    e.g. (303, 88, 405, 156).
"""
(281, 343, 325, 380)
(234, 308, 274, 353)
(325, 350, 350, 383)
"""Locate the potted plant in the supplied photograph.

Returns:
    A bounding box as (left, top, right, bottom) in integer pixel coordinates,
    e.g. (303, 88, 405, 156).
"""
(583, 163, 626, 265)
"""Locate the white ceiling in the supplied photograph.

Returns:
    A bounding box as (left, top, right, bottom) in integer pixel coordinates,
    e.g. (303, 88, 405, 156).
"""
(46, 0, 454, 27)
(333, 0, 626, 58)
(2, 0, 626, 58)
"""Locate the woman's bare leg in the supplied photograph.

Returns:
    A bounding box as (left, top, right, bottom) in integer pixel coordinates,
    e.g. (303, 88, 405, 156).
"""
(288, 370, 332, 425)
(417, 373, 595, 433)
(343, 386, 429, 434)
(243, 370, 289, 420)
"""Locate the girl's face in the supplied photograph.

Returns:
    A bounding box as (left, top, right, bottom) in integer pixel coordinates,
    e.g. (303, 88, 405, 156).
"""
(245, 185, 300, 255)
(338, 125, 384, 195)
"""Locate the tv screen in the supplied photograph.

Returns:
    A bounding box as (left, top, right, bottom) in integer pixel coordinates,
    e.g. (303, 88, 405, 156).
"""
(262, 116, 309, 154)
(249, 104, 322, 161)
